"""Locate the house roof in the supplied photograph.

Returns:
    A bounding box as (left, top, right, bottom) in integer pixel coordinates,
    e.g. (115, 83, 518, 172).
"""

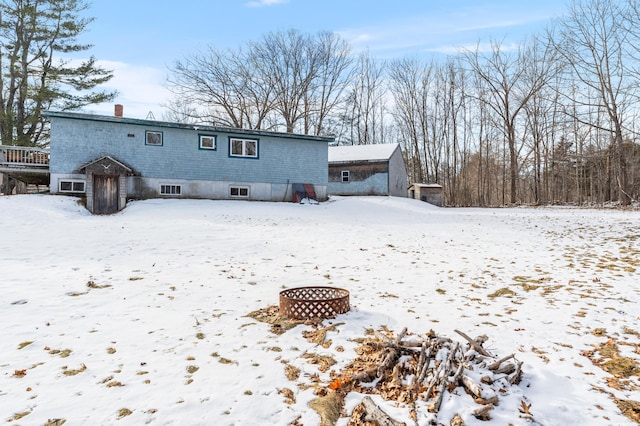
(328, 143, 400, 163)
(42, 111, 335, 143)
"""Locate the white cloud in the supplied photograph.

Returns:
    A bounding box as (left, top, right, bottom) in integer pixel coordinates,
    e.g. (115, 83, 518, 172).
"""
(245, 0, 288, 8)
(85, 60, 170, 120)
(425, 42, 520, 56)
(336, 6, 555, 59)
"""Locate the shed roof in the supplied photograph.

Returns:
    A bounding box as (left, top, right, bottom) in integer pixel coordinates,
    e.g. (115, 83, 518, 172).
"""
(410, 183, 442, 188)
(328, 143, 399, 163)
(80, 155, 133, 173)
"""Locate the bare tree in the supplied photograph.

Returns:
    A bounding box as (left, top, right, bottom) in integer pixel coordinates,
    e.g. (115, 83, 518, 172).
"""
(555, 0, 634, 204)
(388, 56, 432, 182)
(168, 30, 352, 135)
(249, 29, 317, 133)
(342, 51, 387, 145)
(463, 38, 557, 204)
(304, 31, 353, 136)
(167, 46, 273, 129)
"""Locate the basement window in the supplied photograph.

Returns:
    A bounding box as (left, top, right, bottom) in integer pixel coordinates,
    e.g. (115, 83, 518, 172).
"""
(59, 180, 85, 193)
(341, 170, 350, 182)
(230, 186, 249, 198)
(160, 184, 182, 195)
(146, 130, 163, 146)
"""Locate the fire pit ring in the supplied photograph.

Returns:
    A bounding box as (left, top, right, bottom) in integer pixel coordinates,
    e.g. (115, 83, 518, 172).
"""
(279, 286, 350, 320)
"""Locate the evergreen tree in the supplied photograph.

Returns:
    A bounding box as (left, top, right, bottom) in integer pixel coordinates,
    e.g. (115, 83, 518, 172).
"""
(0, 0, 115, 147)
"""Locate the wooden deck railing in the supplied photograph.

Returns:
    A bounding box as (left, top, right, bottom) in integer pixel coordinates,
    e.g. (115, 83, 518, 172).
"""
(0, 145, 50, 171)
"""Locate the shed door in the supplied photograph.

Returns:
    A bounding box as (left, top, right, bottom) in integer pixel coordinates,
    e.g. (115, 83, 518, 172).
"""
(93, 174, 119, 214)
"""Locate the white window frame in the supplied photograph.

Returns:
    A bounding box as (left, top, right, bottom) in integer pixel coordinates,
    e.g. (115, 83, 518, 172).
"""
(229, 186, 250, 198)
(199, 134, 217, 150)
(59, 179, 86, 193)
(160, 184, 182, 195)
(341, 170, 350, 182)
(146, 130, 163, 146)
(229, 137, 258, 158)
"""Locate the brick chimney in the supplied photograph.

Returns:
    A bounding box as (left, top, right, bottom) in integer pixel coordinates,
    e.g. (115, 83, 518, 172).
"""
(114, 104, 123, 117)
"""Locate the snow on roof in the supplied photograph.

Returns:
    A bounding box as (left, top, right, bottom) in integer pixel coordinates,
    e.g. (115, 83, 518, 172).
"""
(328, 143, 399, 163)
(411, 183, 442, 188)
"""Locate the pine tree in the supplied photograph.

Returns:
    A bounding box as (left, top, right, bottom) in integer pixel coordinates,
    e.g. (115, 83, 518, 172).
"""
(0, 0, 115, 147)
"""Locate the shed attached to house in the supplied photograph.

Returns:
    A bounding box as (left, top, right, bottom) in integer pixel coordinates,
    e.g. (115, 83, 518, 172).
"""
(81, 156, 132, 214)
(328, 143, 408, 197)
(44, 108, 333, 212)
(408, 183, 443, 206)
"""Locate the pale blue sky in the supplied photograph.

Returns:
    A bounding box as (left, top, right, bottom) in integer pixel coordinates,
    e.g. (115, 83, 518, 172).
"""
(79, 0, 570, 118)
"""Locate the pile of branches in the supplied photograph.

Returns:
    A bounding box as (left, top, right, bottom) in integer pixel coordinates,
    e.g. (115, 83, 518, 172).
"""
(326, 327, 526, 424)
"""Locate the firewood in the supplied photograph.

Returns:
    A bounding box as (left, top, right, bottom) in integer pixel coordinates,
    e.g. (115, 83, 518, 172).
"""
(415, 342, 427, 376)
(495, 362, 516, 375)
(427, 349, 457, 413)
(472, 404, 494, 420)
(424, 359, 446, 400)
(488, 353, 515, 371)
(508, 361, 524, 385)
(378, 347, 399, 377)
(351, 396, 406, 426)
(395, 327, 408, 344)
(451, 358, 465, 386)
(461, 374, 483, 399)
(454, 330, 493, 357)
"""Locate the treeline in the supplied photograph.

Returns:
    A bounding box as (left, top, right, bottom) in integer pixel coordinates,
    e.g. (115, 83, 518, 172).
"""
(165, 0, 640, 206)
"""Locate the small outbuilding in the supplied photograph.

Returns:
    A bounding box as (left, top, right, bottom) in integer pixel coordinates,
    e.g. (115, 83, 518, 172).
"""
(328, 143, 408, 197)
(80, 156, 133, 214)
(408, 183, 443, 206)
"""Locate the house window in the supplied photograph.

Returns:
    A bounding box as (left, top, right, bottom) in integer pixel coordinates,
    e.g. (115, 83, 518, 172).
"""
(199, 135, 216, 150)
(229, 137, 258, 158)
(160, 184, 181, 195)
(341, 170, 350, 182)
(59, 179, 85, 193)
(146, 131, 163, 146)
(230, 186, 249, 197)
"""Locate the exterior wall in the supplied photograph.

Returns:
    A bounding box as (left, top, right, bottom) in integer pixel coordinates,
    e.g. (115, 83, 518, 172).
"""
(328, 161, 389, 195)
(388, 147, 408, 197)
(50, 173, 85, 194)
(409, 184, 443, 206)
(48, 114, 330, 202)
(128, 176, 327, 202)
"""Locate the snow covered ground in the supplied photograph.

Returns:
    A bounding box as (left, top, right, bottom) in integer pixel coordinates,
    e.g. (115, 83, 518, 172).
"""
(1, 195, 638, 425)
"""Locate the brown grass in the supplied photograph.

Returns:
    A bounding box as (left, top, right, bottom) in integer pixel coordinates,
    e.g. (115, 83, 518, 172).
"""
(309, 392, 343, 426)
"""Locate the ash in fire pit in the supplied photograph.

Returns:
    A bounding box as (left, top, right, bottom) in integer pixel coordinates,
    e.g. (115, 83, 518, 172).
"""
(279, 286, 350, 320)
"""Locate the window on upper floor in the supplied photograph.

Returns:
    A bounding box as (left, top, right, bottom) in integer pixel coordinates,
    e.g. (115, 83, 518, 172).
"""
(146, 130, 163, 146)
(341, 170, 350, 182)
(199, 135, 217, 150)
(229, 137, 258, 158)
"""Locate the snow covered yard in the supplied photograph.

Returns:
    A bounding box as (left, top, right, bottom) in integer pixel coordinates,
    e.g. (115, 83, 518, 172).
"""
(1, 195, 638, 425)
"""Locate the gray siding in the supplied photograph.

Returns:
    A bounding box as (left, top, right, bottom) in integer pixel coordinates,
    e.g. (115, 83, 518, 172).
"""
(388, 146, 408, 197)
(48, 114, 330, 201)
(328, 169, 389, 195)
